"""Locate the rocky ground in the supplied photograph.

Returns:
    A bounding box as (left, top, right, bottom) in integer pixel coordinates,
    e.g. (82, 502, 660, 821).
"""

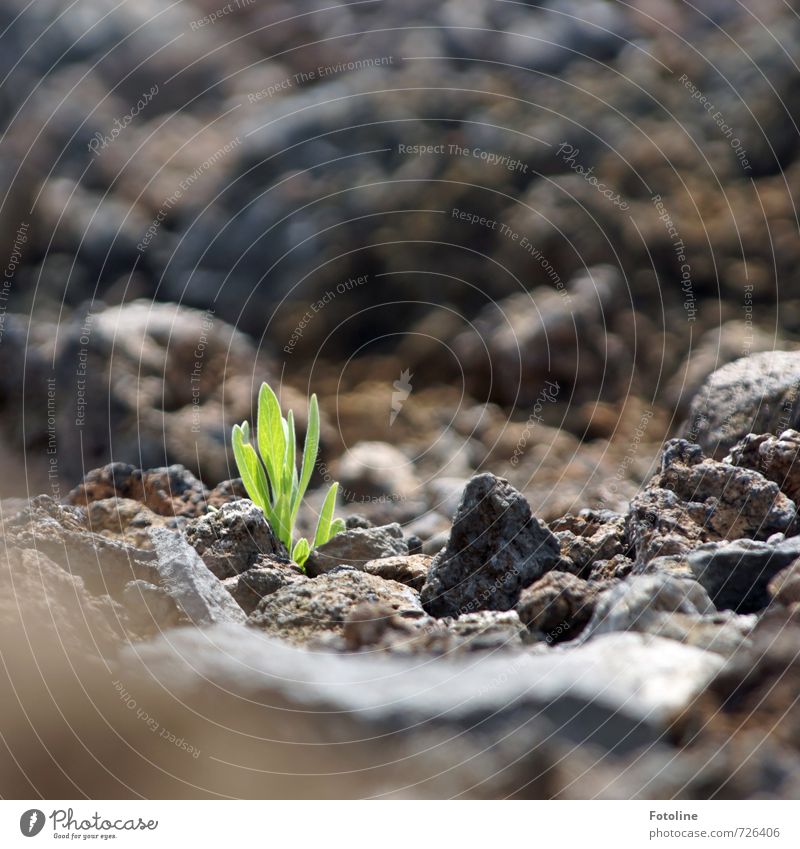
(2, 0, 800, 800)
(2, 351, 800, 798)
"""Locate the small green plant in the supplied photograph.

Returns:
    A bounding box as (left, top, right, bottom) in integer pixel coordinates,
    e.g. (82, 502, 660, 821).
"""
(231, 382, 345, 568)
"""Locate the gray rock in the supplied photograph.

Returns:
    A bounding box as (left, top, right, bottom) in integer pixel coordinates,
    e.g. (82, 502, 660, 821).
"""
(148, 528, 246, 625)
(582, 573, 716, 642)
(688, 536, 800, 613)
(422, 529, 450, 556)
(420, 473, 560, 617)
(629, 439, 796, 566)
(335, 441, 421, 502)
(184, 499, 287, 579)
(248, 569, 423, 642)
(576, 573, 752, 655)
(305, 523, 408, 576)
(223, 556, 306, 615)
(684, 351, 800, 459)
(726, 429, 800, 503)
(362, 554, 431, 590)
(517, 571, 598, 643)
(128, 626, 724, 754)
(122, 579, 183, 634)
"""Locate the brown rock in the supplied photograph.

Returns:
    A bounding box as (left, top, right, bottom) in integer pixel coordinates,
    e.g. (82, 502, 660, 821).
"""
(768, 558, 800, 606)
(248, 570, 423, 643)
(516, 571, 598, 643)
(363, 554, 431, 590)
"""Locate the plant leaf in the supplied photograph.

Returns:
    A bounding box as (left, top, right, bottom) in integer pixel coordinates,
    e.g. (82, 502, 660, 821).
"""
(282, 410, 297, 497)
(292, 537, 310, 567)
(329, 518, 346, 538)
(313, 482, 339, 548)
(292, 393, 320, 521)
(257, 382, 284, 497)
(232, 423, 270, 513)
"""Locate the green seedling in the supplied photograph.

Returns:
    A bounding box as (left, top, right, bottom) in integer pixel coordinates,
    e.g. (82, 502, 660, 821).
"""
(232, 382, 345, 568)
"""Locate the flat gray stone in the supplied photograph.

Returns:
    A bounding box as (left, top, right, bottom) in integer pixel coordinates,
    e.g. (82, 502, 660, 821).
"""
(688, 536, 800, 613)
(127, 626, 723, 755)
(148, 527, 246, 625)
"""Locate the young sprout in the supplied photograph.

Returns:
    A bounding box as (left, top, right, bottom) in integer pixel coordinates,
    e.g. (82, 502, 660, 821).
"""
(231, 382, 345, 568)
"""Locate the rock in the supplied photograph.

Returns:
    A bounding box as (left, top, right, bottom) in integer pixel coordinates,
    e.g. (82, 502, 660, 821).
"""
(403, 511, 451, 542)
(581, 573, 716, 640)
(335, 441, 421, 502)
(344, 515, 374, 529)
(342, 607, 525, 655)
(83, 497, 176, 548)
(362, 554, 431, 590)
(207, 478, 249, 508)
(0, 546, 122, 655)
(665, 320, 780, 420)
(629, 439, 796, 565)
(184, 499, 287, 579)
(248, 569, 423, 642)
(69, 462, 211, 517)
(550, 509, 629, 577)
(342, 602, 406, 651)
(426, 477, 471, 518)
(768, 558, 800, 606)
(725, 429, 800, 502)
(223, 556, 306, 615)
(444, 610, 526, 650)
(576, 573, 751, 655)
(588, 554, 634, 582)
(47, 301, 269, 485)
(304, 523, 408, 576)
(129, 626, 724, 755)
(422, 529, 450, 556)
(4, 495, 157, 597)
(688, 536, 800, 613)
(454, 265, 629, 406)
(148, 527, 246, 625)
(516, 571, 598, 643)
(122, 580, 184, 635)
(684, 351, 800, 458)
(420, 473, 560, 617)
(673, 606, 800, 770)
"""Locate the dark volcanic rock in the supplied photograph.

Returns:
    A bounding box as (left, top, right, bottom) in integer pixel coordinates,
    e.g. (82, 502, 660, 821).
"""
(185, 500, 287, 579)
(305, 523, 409, 576)
(688, 536, 800, 613)
(684, 351, 800, 459)
(148, 527, 246, 625)
(420, 473, 560, 618)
